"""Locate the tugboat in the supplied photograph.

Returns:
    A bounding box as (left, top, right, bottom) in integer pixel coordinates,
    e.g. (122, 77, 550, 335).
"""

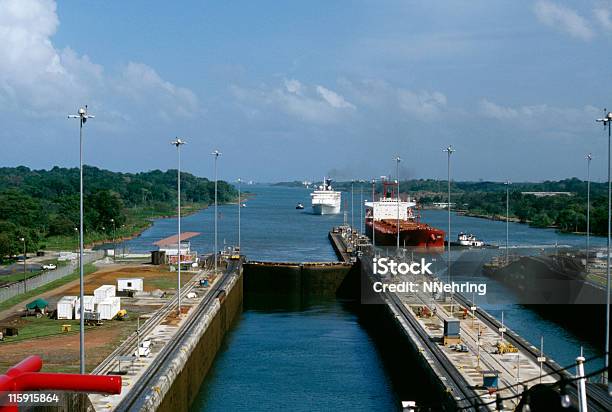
(296, 203, 304, 209)
(457, 232, 484, 247)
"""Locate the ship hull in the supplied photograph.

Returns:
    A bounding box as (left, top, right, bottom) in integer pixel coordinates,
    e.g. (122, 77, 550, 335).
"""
(312, 203, 341, 215)
(366, 219, 445, 249)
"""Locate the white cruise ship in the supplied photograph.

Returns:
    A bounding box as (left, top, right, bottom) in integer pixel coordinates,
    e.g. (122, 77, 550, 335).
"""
(310, 178, 341, 215)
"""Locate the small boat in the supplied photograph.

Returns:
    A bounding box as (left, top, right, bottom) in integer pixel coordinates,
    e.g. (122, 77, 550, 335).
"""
(457, 232, 484, 247)
(296, 203, 304, 209)
(241, 203, 247, 208)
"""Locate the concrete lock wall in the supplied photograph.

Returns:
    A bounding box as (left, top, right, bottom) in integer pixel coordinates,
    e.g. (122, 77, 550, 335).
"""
(242, 262, 357, 297)
(155, 271, 243, 412)
(0, 251, 104, 303)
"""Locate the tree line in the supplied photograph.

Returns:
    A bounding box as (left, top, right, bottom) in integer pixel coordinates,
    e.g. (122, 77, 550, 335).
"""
(0, 166, 237, 257)
(283, 178, 606, 235)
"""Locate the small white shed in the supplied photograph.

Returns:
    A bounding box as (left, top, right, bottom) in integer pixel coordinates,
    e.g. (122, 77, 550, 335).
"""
(74, 296, 97, 319)
(94, 285, 116, 300)
(117, 278, 144, 292)
(57, 296, 77, 320)
(98, 297, 121, 320)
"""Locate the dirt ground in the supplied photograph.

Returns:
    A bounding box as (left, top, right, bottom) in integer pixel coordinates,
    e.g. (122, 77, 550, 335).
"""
(61, 263, 194, 295)
(0, 262, 196, 373)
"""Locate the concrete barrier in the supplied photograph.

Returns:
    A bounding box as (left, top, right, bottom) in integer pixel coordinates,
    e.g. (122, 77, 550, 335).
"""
(0, 250, 104, 303)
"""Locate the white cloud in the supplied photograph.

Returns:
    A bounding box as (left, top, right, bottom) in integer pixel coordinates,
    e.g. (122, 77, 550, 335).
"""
(284, 79, 304, 95)
(231, 79, 355, 124)
(316, 85, 355, 109)
(479, 98, 599, 126)
(594, 5, 612, 31)
(397, 89, 446, 118)
(340, 78, 447, 119)
(534, 1, 594, 40)
(0, 0, 199, 118)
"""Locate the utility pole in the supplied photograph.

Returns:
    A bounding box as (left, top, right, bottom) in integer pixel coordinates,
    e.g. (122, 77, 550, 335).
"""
(67, 105, 94, 375)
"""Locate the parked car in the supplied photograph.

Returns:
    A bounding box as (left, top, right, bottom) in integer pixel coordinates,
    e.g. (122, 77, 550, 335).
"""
(42, 263, 57, 270)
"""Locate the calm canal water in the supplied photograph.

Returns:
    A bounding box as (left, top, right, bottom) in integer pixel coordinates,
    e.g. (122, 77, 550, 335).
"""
(124, 185, 607, 409)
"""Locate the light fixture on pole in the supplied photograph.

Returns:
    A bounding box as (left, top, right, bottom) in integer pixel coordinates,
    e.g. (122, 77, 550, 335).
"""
(371, 178, 377, 248)
(586, 153, 592, 272)
(171, 138, 186, 315)
(395, 156, 402, 251)
(110, 218, 116, 262)
(359, 180, 365, 234)
(505, 180, 512, 265)
(67, 105, 94, 375)
(351, 180, 355, 233)
(443, 146, 454, 313)
(211, 150, 222, 273)
(237, 178, 242, 250)
(596, 110, 612, 387)
(19, 237, 26, 291)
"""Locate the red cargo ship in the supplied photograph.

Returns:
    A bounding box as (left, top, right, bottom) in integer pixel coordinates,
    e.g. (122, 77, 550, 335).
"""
(365, 180, 445, 249)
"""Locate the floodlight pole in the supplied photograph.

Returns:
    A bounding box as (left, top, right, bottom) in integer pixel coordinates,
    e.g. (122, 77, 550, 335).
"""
(395, 157, 402, 252)
(237, 178, 241, 249)
(212, 150, 221, 273)
(444, 146, 454, 313)
(68, 106, 94, 375)
(20, 237, 26, 292)
(586, 154, 592, 272)
(596, 110, 612, 387)
(171, 138, 186, 315)
(505, 181, 511, 265)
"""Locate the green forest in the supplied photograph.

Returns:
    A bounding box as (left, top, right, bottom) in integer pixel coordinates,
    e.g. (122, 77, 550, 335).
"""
(281, 178, 606, 235)
(0, 166, 237, 257)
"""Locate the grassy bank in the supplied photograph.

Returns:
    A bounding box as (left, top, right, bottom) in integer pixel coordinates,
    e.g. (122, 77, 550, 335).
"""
(44, 202, 207, 251)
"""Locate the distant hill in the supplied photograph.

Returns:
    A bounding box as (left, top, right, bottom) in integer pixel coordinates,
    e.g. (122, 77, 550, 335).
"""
(0, 166, 237, 257)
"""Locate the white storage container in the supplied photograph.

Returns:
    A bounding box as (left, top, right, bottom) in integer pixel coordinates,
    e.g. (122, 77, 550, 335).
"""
(56, 296, 77, 320)
(94, 285, 116, 300)
(98, 297, 121, 320)
(117, 278, 144, 292)
(74, 296, 98, 319)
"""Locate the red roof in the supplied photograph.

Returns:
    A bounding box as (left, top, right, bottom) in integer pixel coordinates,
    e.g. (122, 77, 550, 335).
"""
(154, 232, 201, 246)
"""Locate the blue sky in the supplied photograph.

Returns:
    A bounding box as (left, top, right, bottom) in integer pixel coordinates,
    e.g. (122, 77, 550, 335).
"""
(1, 0, 611, 182)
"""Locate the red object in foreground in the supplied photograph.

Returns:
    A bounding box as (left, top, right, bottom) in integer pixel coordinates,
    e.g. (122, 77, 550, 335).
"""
(0, 356, 121, 411)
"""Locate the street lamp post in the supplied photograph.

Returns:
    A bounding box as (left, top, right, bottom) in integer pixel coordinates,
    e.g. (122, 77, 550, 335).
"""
(586, 154, 592, 272)
(371, 179, 376, 248)
(443, 146, 454, 312)
(360, 180, 365, 234)
(67, 105, 94, 375)
(237, 178, 242, 250)
(505, 181, 511, 265)
(351, 180, 354, 232)
(171, 138, 186, 315)
(19, 237, 26, 292)
(596, 110, 612, 387)
(395, 156, 402, 251)
(211, 150, 222, 273)
(110, 218, 116, 262)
